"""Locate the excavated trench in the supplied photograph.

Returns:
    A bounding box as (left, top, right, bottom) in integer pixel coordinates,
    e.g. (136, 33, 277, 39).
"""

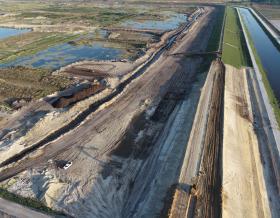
(51, 84, 105, 108)
(193, 60, 224, 218)
(63, 66, 112, 80)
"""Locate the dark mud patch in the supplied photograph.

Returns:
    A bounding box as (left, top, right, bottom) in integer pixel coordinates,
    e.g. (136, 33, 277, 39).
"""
(52, 84, 105, 108)
(235, 95, 251, 122)
(151, 96, 177, 122)
(64, 65, 112, 80)
(159, 183, 178, 218)
(111, 112, 152, 159)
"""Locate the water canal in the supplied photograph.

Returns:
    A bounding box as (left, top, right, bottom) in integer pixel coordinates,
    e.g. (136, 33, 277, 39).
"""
(239, 7, 280, 102)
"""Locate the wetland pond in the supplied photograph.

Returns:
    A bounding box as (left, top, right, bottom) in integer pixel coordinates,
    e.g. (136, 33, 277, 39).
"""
(239, 8, 280, 102)
(0, 12, 187, 70)
(1, 41, 124, 70)
(0, 27, 30, 40)
(0, 31, 125, 70)
(121, 12, 187, 30)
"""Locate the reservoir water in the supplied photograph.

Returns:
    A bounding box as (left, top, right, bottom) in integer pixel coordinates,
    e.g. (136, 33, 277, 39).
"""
(239, 8, 280, 102)
(0, 27, 30, 40)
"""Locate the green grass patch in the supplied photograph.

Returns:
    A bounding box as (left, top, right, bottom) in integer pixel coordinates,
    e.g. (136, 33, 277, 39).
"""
(0, 188, 65, 216)
(222, 7, 251, 68)
(0, 1, 196, 29)
(0, 33, 81, 64)
(0, 67, 73, 109)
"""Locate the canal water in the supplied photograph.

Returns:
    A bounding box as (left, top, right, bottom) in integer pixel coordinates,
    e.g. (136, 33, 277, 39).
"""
(0, 27, 30, 39)
(239, 8, 280, 101)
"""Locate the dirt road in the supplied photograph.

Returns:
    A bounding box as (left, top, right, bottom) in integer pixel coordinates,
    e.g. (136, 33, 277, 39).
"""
(222, 65, 272, 218)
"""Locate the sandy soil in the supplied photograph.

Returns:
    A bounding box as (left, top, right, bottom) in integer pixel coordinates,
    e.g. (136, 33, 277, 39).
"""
(53, 60, 135, 81)
(0, 7, 215, 217)
(222, 65, 271, 218)
(0, 86, 114, 164)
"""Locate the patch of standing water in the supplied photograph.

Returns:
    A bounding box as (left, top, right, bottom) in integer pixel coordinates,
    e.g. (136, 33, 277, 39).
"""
(0, 27, 30, 40)
(121, 12, 187, 30)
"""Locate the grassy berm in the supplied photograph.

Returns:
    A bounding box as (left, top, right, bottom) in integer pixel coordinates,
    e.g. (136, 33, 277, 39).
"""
(0, 67, 73, 111)
(222, 7, 251, 68)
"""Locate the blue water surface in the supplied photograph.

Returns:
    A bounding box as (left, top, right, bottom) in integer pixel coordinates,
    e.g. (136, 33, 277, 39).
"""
(0, 27, 30, 40)
(1, 41, 124, 70)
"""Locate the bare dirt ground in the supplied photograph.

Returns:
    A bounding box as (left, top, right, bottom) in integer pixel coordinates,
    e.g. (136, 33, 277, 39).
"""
(0, 6, 216, 217)
(222, 64, 274, 218)
(54, 61, 132, 80)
